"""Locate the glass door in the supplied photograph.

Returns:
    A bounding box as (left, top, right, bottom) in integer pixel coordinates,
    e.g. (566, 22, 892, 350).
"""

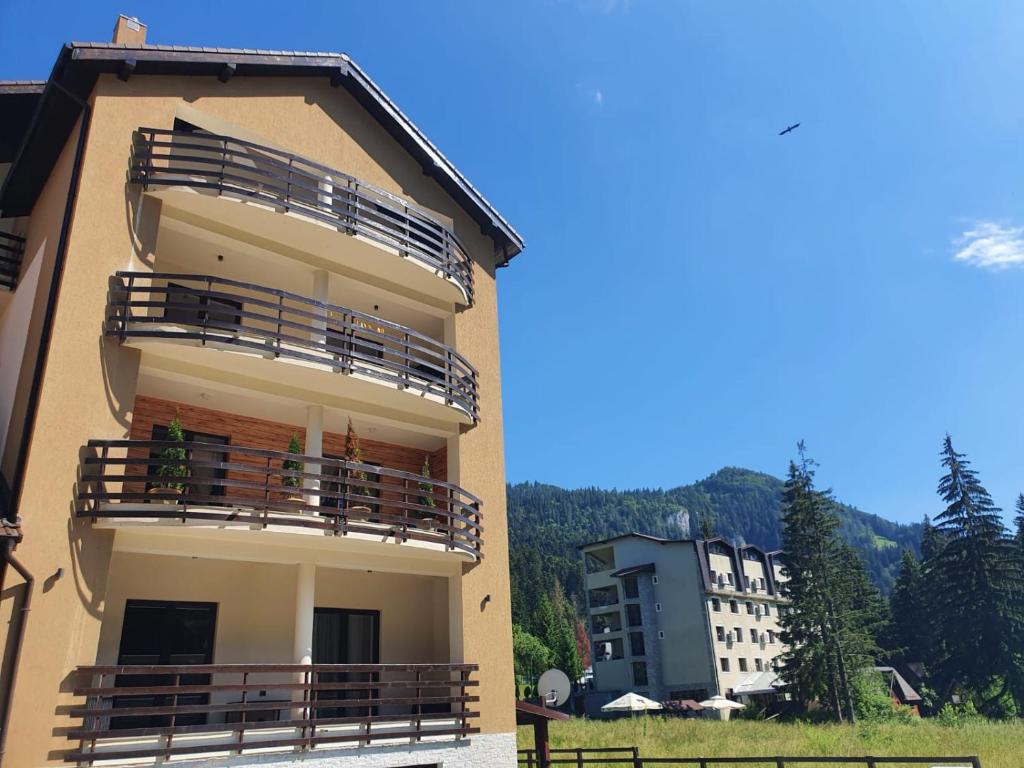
(312, 608, 380, 719)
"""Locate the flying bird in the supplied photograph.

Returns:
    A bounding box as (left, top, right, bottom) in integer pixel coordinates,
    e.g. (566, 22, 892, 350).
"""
(778, 123, 801, 136)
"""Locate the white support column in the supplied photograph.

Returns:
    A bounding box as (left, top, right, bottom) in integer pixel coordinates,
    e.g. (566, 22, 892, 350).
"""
(304, 405, 323, 508)
(294, 562, 316, 664)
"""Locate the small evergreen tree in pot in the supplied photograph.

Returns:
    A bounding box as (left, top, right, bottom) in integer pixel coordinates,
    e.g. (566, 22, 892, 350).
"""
(344, 419, 372, 511)
(154, 413, 188, 497)
(281, 432, 305, 502)
(416, 454, 436, 526)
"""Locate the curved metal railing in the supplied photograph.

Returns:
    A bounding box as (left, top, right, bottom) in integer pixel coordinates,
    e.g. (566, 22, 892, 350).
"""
(108, 272, 478, 421)
(0, 232, 25, 291)
(130, 128, 474, 304)
(78, 439, 483, 558)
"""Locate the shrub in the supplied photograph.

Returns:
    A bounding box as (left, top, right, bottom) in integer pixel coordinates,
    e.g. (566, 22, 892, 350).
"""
(282, 432, 304, 489)
(157, 413, 188, 492)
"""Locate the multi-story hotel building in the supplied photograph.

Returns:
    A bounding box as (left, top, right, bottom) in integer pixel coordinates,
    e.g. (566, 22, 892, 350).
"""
(0, 16, 523, 768)
(580, 533, 789, 709)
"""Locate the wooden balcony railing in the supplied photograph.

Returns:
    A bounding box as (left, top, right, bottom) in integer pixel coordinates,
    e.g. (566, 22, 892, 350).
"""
(108, 272, 478, 421)
(66, 663, 478, 765)
(0, 231, 25, 291)
(130, 127, 475, 304)
(78, 439, 484, 558)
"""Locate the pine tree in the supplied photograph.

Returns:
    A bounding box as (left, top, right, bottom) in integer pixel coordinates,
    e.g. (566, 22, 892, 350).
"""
(888, 550, 927, 661)
(923, 435, 1024, 712)
(777, 442, 879, 723)
(1014, 494, 1024, 546)
(281, 432, 304, 489)
(698, 513, 716, 540)
(343, 418, 371, 501)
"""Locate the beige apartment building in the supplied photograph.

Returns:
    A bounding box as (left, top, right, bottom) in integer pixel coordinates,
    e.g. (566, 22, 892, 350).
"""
(0, 16, 524, 768)
(580, 533, 789, 711)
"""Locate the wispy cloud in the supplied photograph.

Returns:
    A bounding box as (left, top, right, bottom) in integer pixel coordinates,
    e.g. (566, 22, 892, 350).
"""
(593, 88, 604, 106)
(952, 221, 1024, 270)
(559, 0, 631, 14)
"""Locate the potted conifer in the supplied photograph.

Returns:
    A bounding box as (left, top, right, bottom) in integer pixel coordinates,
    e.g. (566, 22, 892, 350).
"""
(415, 454, 437, 529)
(343, 419, 373, 515)
(150, 413, 188, 502)
(281, 432, 306, 504)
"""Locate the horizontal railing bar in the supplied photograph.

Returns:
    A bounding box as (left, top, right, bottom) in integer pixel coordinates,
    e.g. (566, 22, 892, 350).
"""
(76, 679, 479, 696)
(78, 662, 477, 674)
(68, 710, 482, 740)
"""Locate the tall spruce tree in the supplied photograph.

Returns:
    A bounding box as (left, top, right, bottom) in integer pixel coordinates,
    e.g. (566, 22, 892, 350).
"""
(1015, 494, 1024, 546)
(923, 435, 1024, 712)
(887, 550, 927, 662)
(777, 443, 879, 723)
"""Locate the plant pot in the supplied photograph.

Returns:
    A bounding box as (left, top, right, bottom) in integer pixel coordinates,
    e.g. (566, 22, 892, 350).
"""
(148, 486, 183, 504)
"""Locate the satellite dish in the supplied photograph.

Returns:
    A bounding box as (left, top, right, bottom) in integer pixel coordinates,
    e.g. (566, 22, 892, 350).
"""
(537, 668, 571, 707)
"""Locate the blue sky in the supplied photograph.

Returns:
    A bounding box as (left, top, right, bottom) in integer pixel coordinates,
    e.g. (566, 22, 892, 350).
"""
(2, 1, 1023, 527)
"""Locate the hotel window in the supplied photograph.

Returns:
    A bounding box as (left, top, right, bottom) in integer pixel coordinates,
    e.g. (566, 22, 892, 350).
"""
(655, 603, 662, 612)
(729, 600, 739, 614)
(709, 569, 717, 583)
(711, 598, 721, 612)
(622, 575, 640, 599)
(759, 578, 766, 590)
(767, 630, 775, 644)
(726, 572, 734, 586)
(750, 629, 758, 643)
(739, 658, 748, 672)
(626, 604, 643, 627)
(629, 631, 646, 657)
(746, 601, 754, 615)
(652, 575, 659, 585)
(658, 631, 665, 640)
(716, 626, 725, 642)
(755, 658, 764, 672)
(632, 662, 648, 687)
(763, 604, 770, 617)
(734, 628, 743, 643)
(720, 658, 730, 672)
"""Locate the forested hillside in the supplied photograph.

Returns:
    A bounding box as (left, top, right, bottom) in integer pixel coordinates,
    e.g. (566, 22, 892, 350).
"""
(508, 467, 922, 626)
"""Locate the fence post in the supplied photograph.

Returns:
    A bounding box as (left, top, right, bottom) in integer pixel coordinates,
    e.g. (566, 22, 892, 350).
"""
(576, 747, 583, 768)
(970, 759, 982, 768)
(632, 745, 642, 768)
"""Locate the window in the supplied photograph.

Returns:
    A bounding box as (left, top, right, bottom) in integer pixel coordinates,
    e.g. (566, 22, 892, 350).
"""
(734, 628, 743, 643)
(626, 604, 643, 627)
(763, 604, 770, 617)
(590, 586, 619, 609)
(709, 569, 717, 583)
(750, 629, 758, 643)
(658, 631, 665, 640)
(726, 572, 734, 585)
(759, 578, 766, 590)
(745, 601, 754, 615)
(652, 575, 659, 585)
(655, 602, 662, 612)
(739, 658, 748, 672)
(711, 598, 721, 612)
(715, 626, 725, 642)
(622, 575, 639, 599)
(767, 630, 775, 644)
(729, 600, 739, 614)
(632, 662, 649, 687)
(629, 632, 646, 657)
(321, 455, 381, 515)
(720, 658, 730, 672)
(755, 658, 764, 672)
(744, 577, 751, 589)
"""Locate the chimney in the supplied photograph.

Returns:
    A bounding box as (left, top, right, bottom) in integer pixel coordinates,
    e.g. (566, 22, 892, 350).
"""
(112, 15, 147, 45)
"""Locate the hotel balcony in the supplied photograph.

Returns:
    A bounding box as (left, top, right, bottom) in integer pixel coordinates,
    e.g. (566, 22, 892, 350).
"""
(108, 272, 478, 426)
(78, 437, 483, 561)
(66, 662, 477, 765)
(131, 128, 474, 306)
(0, 231, 25, 291)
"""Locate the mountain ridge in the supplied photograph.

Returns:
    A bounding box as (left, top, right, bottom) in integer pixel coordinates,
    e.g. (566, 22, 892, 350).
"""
(508, 466, 922, 628)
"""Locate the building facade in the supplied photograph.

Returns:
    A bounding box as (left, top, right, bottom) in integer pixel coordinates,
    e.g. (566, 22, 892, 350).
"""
(0, 16, 523, 768)
(580, 533, 789, 709)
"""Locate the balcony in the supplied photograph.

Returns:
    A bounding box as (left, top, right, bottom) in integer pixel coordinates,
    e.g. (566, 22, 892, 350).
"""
(78, 439, 483, 560)
(66, 663, 477, 765)
(108, 272, 478, 425)
(0, 231, 25, 290)
(131, 128, 474, 305)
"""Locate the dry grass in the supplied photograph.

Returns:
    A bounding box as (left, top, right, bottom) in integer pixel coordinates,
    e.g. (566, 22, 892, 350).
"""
(517, 717, 1024, 767)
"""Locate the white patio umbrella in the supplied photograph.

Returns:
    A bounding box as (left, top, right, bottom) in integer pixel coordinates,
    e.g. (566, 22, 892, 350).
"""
(697, 695, 745, 721)
(601, 692, 664, 713)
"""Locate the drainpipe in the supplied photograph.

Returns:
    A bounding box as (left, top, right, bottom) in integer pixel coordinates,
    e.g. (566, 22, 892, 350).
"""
(0, 80, 91, 768)
(0, 536, 34, 766)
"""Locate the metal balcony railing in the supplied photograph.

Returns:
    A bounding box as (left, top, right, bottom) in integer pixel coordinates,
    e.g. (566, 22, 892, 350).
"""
(0, 232, 25, 290)
(130, 128, 474, 303)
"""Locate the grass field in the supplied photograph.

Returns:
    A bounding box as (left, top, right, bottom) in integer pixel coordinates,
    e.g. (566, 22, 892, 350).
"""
(516, 717, 1024, 767)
